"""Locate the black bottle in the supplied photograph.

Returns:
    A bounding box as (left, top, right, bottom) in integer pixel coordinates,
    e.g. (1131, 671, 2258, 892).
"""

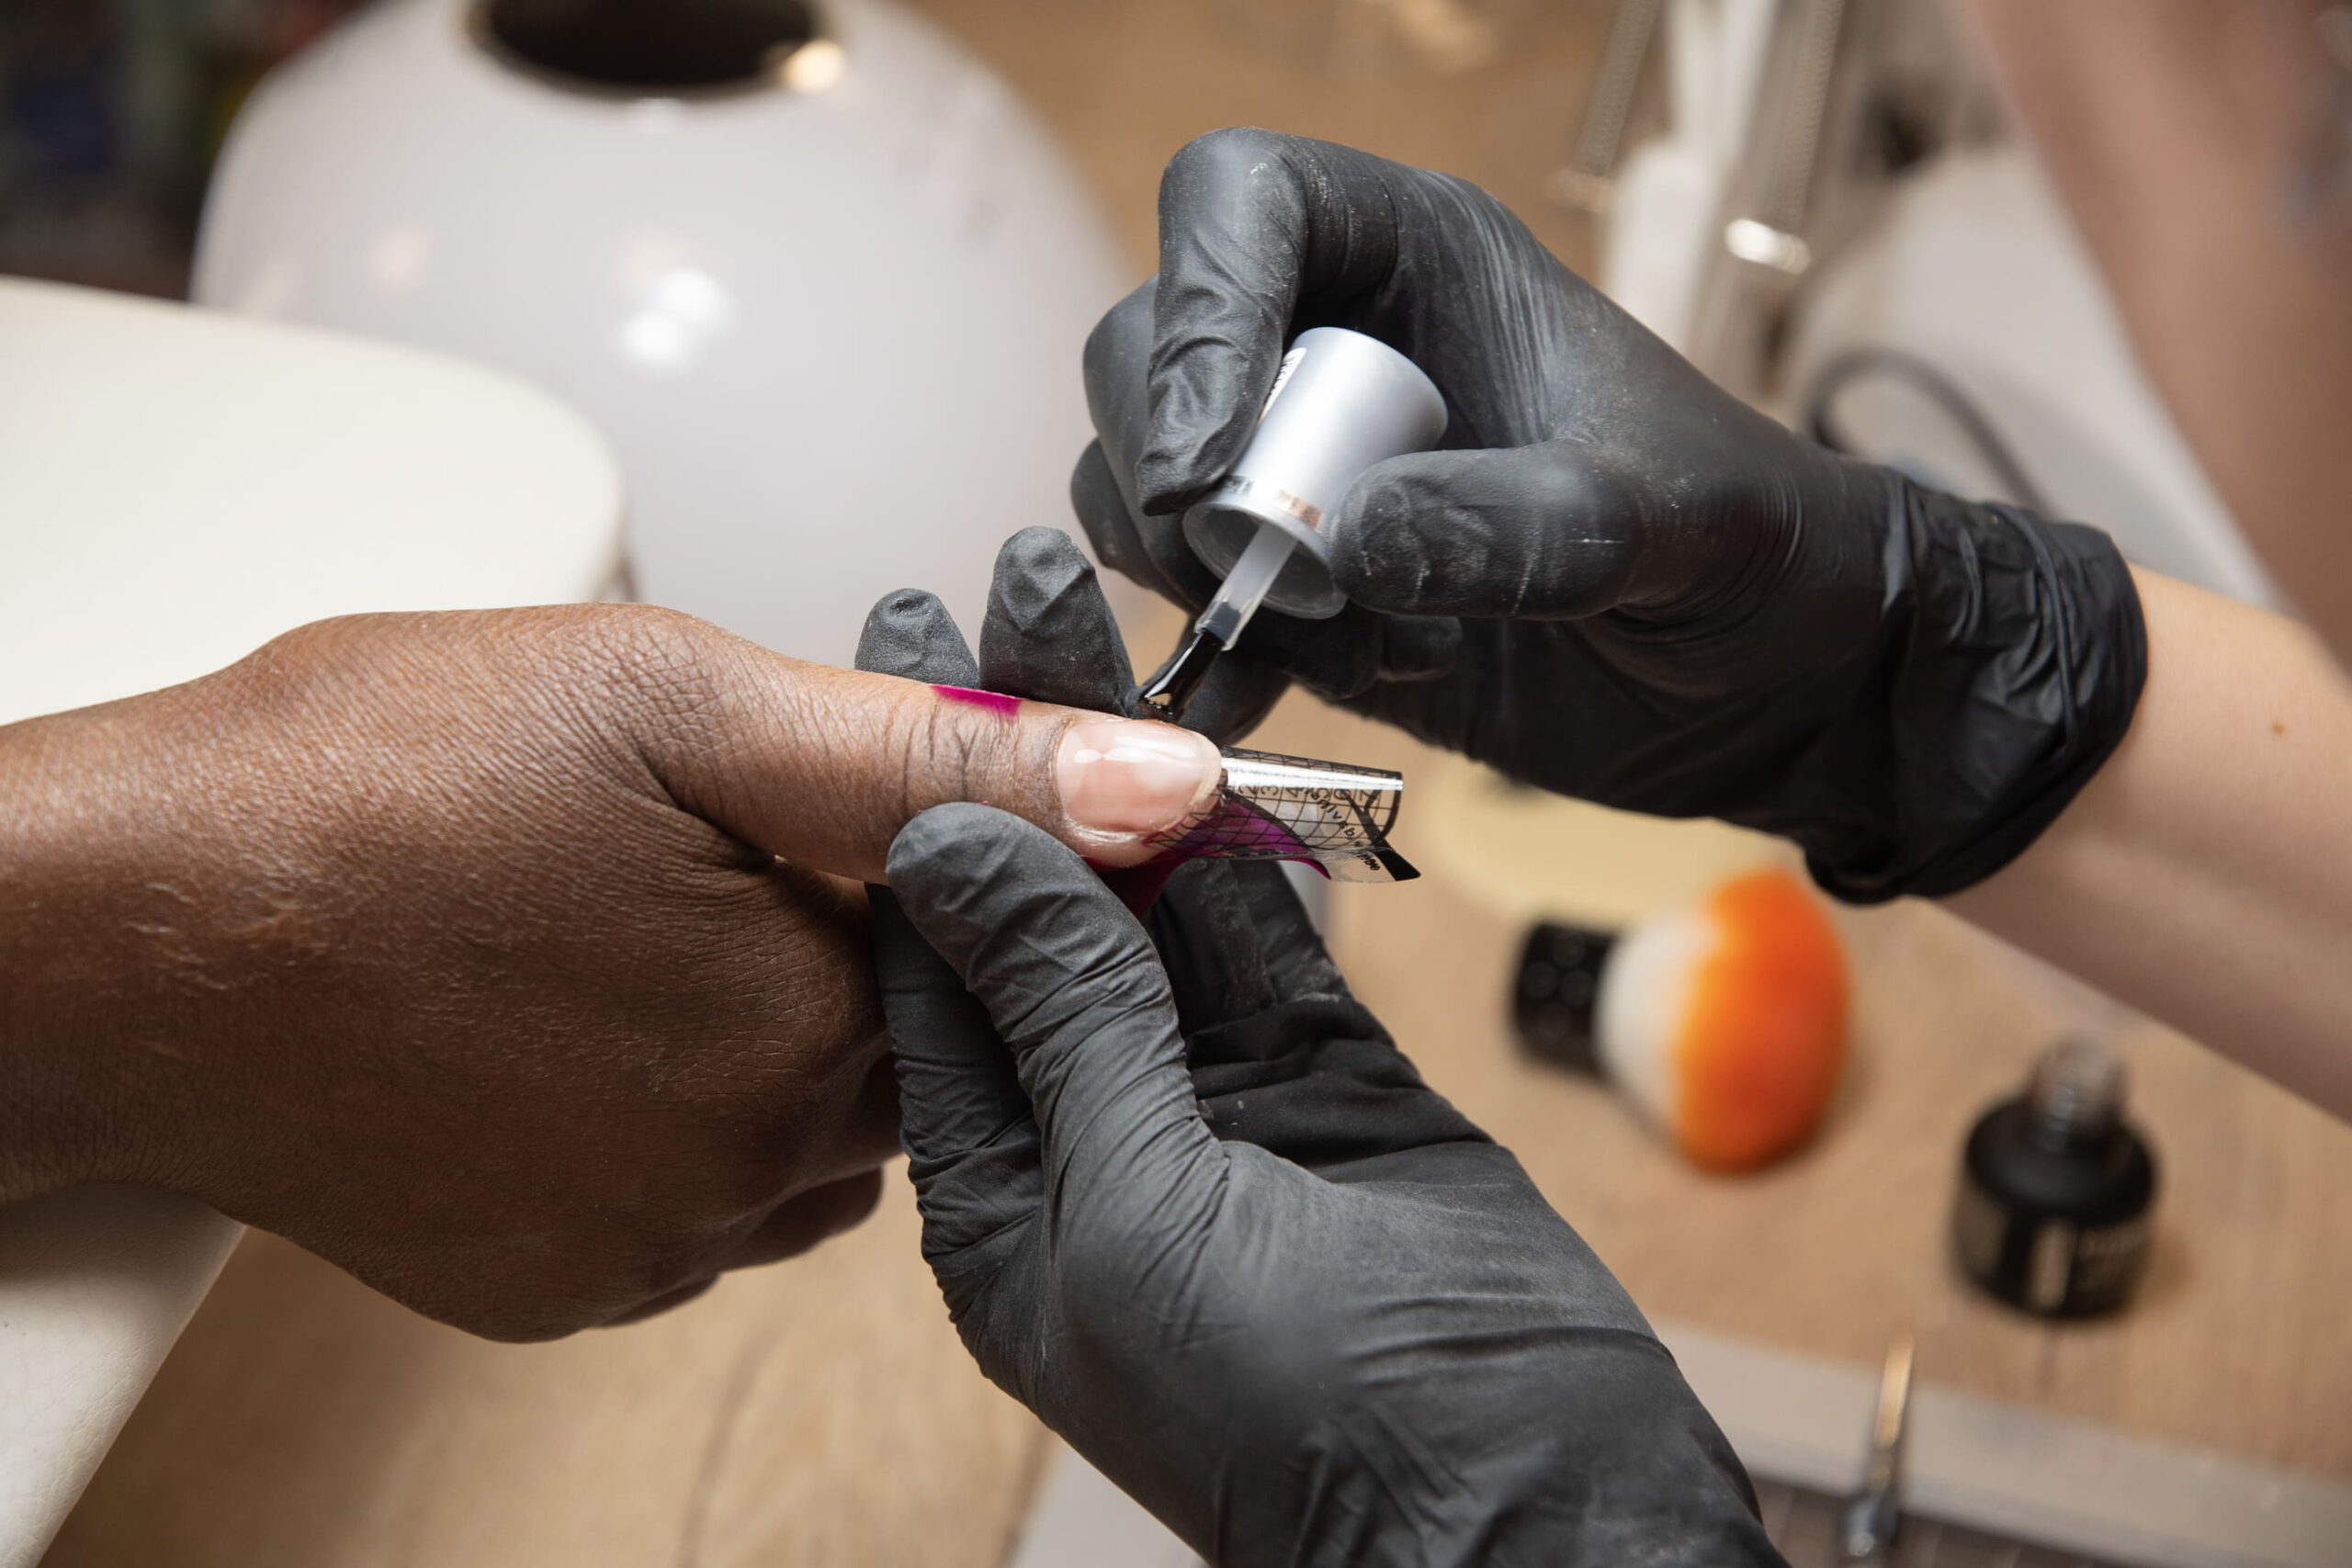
(1952, 1041, 2157, 1317)
(1512, 921, 1614, 1074)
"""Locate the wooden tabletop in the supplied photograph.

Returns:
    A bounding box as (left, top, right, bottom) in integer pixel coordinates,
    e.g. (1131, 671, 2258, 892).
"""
(49, 1183, 1044, 1568)
(1274, 698, 2352, 1484)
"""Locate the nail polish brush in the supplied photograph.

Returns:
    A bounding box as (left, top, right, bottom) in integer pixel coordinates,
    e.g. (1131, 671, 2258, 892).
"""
(1141, 326, 1449, 719)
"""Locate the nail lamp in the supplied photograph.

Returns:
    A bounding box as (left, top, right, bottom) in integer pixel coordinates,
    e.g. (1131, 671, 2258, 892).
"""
(1517, 868, 1849, 1172)
(192, 0, 1128, 663)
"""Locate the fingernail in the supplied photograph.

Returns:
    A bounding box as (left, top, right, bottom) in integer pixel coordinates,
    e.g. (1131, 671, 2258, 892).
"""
(1056, 719, 1222, 837)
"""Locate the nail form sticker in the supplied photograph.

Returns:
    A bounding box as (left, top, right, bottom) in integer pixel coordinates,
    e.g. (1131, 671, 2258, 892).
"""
(1150, 748, 1418, 884)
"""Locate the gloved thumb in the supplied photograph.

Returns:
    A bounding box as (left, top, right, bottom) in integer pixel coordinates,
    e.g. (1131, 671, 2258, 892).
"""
(1329, 443, 1640, 619)
(885, 805, 1225, 1208)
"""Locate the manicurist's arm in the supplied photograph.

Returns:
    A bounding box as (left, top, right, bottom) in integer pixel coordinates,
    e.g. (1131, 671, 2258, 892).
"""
(1072, 128, 2352, 1119)
(1966, 0, 2352, 664)
(1949, 570, 2352, 1115)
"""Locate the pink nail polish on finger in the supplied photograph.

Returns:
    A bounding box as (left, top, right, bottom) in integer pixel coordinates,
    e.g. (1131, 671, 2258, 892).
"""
(931, 683, 1022, 720)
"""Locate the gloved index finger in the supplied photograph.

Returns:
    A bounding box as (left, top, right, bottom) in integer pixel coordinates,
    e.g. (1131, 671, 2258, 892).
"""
(856, 583, 1046, 1256)
(1136, 129, 1405, 512)
(978, 528, 1133, 716)
(1329, 443, 1641, 620)
(855, 587, 981, 686)
(1069, 435, 1216, 612)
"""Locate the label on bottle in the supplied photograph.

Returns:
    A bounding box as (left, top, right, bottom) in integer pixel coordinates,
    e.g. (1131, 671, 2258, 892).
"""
(2065, 1213, 2153, 1308)
(2026, 1219, 2077, 1313)
(1953, 1176, 2152, 1315)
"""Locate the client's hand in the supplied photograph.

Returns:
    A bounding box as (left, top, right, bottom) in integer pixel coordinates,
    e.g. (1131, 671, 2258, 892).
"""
(0, 604, 1226, 1339)
(868, 535, 1779, 1566)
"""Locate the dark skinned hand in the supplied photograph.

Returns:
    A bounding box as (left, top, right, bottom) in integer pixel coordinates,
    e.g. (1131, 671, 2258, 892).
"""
(0, 604, 1228, 1338)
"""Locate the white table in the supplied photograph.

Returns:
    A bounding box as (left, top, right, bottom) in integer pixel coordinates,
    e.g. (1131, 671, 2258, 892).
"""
(0, 277, 622, 1564)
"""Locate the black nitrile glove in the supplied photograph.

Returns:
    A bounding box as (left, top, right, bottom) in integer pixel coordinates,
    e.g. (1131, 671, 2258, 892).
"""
(858, 525, 1284, 746)
(1071, 129, 2147, 903)
(856, 532, 1782, 1567)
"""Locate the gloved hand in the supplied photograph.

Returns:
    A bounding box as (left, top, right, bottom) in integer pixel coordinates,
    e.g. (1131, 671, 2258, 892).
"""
(1071, 129, 2147, 902)
(860, 531, 1782, 1566)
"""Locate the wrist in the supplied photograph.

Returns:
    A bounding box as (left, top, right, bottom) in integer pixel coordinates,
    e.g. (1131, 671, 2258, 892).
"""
(1273, 1350, 1775, 1568)
(1801, 475, 2148, 903)
(0, 703, 180, 1201)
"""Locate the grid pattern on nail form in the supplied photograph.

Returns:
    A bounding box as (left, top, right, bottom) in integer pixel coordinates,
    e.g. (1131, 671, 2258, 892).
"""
(1149, 748, 1419, 884)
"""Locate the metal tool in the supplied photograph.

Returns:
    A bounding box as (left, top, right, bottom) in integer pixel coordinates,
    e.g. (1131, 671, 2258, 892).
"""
(1724, 0, 1847, 276)
(1549, 0, 1665, 216)
(1838, 1333, 1914, 1562)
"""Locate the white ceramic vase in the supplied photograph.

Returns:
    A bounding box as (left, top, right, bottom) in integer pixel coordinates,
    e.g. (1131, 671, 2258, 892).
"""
(194, 0, 1132, 662)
